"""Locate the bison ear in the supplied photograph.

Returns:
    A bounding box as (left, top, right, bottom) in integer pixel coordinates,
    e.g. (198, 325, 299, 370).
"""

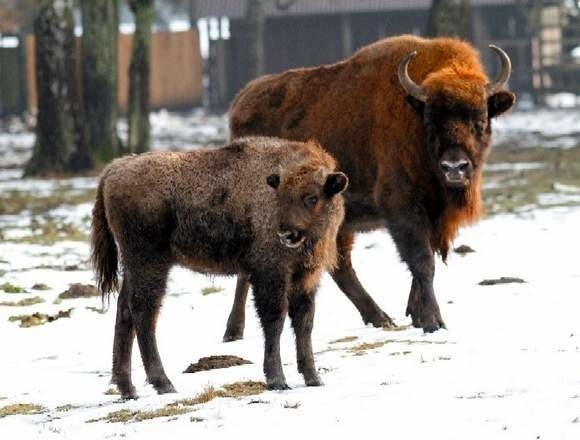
(324, 172, 348, 197)
(488, 91, 515, 118)
(405, 95, 425, 116)
(266, 173, 280, 189)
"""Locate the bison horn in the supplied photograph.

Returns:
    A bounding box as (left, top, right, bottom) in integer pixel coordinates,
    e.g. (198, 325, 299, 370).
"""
(397, 51, 426, 102)
(485, 44, 512, 95)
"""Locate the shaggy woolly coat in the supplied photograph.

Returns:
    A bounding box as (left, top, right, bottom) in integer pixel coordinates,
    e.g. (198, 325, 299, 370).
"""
(93, 137, 344, 292)
(230, 35, 491, 258)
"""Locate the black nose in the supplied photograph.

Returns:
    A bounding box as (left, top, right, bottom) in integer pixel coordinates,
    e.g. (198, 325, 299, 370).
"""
(277, 229, 299, 241)
(440, 160, 470, 173)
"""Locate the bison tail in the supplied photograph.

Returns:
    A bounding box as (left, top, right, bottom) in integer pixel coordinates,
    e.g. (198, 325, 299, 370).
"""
(90, 176, 118, 300)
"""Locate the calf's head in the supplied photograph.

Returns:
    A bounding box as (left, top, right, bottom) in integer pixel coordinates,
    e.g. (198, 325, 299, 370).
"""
(398, 45, 515, 191)
(267, 165, 348, 249)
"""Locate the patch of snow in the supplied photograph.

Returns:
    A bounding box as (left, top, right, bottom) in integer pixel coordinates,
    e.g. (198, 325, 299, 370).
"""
(1, 202, 580, 438)
(545, 93, 580, 109)
(484, 162, 545, 172)
(493, 108, 580, 148)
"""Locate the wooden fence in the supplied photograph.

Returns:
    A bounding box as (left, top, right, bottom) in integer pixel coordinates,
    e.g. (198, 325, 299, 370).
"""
(24, 29, 202, 115)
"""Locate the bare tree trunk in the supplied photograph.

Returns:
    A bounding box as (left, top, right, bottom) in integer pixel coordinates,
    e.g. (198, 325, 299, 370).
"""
(80, 0, 121, 164)
(244, 0, 265, 80)
(127, 0, 153, 153)
(427, 0, 472, 40)
(26, 0, 89, 176)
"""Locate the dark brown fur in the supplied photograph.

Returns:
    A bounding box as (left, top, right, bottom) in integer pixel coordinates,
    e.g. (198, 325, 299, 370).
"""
(91, 137, 347, 398)
(224, 35, 515, 337)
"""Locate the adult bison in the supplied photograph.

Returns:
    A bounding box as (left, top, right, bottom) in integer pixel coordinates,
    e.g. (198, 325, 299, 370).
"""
(224, 35, 515, 337)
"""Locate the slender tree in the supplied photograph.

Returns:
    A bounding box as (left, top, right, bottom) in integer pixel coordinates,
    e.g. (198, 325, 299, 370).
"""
(26, 0, 90, 176)
(127, 0, 153, 153)
(80, 0, 121, 164)
(243, 0, 265, 80)
(427, 0, 472, 40)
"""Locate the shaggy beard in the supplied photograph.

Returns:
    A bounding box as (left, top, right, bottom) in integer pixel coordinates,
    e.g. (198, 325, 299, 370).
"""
(446, 186, 469, 207)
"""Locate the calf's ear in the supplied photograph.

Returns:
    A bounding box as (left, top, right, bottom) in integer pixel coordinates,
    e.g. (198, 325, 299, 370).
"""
(266, 173, 280, 189)
(488, 91, 516, 118)
(324, 172, 349, 197)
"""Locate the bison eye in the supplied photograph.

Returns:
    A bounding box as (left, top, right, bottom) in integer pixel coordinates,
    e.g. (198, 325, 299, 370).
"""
(474, 120, 486, 134)
(304, 195, 319, 208)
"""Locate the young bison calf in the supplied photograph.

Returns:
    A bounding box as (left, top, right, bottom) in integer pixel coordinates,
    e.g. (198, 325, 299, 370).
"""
(91, 136, 348, 398)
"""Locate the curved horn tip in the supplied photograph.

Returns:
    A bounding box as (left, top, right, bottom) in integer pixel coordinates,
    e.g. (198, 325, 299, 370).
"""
(398, 50, 426, 101)
(486, 44, 512, 95)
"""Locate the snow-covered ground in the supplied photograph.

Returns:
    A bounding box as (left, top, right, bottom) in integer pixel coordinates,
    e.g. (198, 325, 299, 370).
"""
(1, 108, 580, 439)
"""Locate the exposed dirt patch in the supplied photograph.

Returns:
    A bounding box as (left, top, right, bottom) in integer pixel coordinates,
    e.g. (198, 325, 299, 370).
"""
(57, 284, 99, 300)
(478, 277, 526, 286)
(10, 220, 87, 245)
(183, 355, 252, 373)
(484, 145, 580, 214)
(31, 283, 50, 291)
(454, 244, 476, 255)
(0, 187, 95, 216)
(9, 308, 73, 328)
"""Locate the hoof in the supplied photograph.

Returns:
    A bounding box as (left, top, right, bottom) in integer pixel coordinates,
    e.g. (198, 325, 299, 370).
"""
(151, 378, 177, 395)
(121, 391, 138, 400)
(222, 330, 244, 343)
(119, 385, 138, 400)
(112, 375, 137, 400)
(304, 376, 323, 387)
(267, 382, 291, 391)
(409, 311, 446, 333)
(362, 310, 396, 328)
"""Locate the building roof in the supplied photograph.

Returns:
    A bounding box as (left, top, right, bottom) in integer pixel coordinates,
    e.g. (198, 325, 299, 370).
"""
(193, 0, 549, 19)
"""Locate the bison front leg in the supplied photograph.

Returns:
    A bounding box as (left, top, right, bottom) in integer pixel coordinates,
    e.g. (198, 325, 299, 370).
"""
(223, 273, 251, 342)
(288, 289, 322, 387)
(387, 220, 446, 333)
(252, 271, 289, 390)
(331, 231, 396, 328)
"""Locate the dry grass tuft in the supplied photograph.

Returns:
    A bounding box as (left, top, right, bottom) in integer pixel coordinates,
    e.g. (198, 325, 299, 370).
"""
(329, 336, 358, 344)
(0, 403, 45, 418)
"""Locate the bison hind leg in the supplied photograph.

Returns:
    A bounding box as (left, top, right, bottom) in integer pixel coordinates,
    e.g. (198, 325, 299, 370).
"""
(223, 273, 251, 342)
(112, 280, 138, 399)
(126, 260, 176, 395)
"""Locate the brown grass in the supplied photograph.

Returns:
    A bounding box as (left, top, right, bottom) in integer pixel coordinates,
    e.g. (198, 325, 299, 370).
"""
(329, 335, 358, 344)
(0, 296, 44, 307)
(0, 403, 45, 418)
(90, 381, 268, 424)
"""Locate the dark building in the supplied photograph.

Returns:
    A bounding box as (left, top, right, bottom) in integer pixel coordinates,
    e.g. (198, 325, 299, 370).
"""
(193, 0, 580, 110)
